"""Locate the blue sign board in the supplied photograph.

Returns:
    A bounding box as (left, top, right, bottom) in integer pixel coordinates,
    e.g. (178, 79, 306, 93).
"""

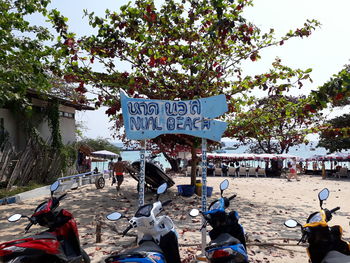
(120, 90, 228, 142)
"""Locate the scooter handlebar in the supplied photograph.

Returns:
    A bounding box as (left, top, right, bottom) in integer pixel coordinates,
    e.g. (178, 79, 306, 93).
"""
(162, 200, 172, 206)
(58, 193, 67, 201)
(228, 194, 237, 201)
(330, 206, 340, 214)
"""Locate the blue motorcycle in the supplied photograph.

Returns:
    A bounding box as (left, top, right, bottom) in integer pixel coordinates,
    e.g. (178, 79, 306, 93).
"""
(190, 179, 248, 263)
(104, 183, 180, 263)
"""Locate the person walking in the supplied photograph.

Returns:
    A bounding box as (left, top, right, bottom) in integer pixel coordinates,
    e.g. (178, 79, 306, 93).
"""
(287, 157, 300, 181)
(108, 158, 114, 180)
(235, 161, 240, 177)
(113, 157, 127, 193)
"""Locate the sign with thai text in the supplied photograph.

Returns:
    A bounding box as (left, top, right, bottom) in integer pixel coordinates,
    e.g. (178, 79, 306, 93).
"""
(120, 90, 227, 141)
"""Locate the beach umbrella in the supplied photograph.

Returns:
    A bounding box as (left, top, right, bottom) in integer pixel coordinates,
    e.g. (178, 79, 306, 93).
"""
(91, 150, 119, 172)
(322, 153, 346, 161)
(278, 154, 299, 160)
(91, 150, 119, 159)
(255, 154, 277, 160)
(305, 155, 323, 161)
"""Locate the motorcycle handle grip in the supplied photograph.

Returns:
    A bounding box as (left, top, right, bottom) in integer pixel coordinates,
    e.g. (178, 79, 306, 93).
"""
(122, 225, 133, 236)
(58, 193, 67, 201)
(162, 200, 172, 206)
(330, 206, 340, 214)
(228, 194, 237, 201)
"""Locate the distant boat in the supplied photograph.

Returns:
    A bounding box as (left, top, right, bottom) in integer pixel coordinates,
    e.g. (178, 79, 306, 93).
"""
(310, 148, 316, 151)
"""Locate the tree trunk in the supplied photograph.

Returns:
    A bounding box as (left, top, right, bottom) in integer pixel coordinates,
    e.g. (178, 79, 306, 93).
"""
(162, 151, 180, 172)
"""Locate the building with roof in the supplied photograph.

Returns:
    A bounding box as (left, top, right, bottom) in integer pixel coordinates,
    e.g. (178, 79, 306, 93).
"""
(0, 90, 94, 151)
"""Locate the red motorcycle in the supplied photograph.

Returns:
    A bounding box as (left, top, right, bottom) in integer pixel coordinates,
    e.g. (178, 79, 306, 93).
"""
(0, 181, 90, 263)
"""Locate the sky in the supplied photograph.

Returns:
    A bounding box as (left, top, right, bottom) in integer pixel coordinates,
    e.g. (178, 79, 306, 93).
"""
(39, 0, 350, 141)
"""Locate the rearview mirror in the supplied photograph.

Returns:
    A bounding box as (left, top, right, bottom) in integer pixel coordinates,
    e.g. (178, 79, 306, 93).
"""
(8, 214, 22, 222)
(318, 188, 329, 201)
(220, 179, 229, 191)
(106, 212, 122, 221)
(284, 219, 298, 228)
(189, 209, 200, 217)
(50, 181, 60, 193)
(157, 183, 167, 195)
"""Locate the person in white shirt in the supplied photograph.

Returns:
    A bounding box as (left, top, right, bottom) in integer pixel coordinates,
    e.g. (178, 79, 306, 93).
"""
(287, 157, 300, 181)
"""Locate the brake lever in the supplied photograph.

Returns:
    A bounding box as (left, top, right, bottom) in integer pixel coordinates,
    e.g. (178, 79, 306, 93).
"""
(297, 233, 307, 245)
(297, 237, 303, 245)
(200, 221, 207, 231)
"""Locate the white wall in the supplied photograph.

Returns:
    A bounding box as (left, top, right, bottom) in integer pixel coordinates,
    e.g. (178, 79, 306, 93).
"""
(0, 108, 19, 146)
(1, 103, 78, 150)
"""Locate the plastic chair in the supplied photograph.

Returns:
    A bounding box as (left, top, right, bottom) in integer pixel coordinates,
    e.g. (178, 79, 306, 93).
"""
(214, 167, 223, 176)
(335, 168, 348, 178)
(239, 167, 247, 177)
(248, 167, 257, 177)
(228, 167, 236, 177)
(257, 168, 266, 177)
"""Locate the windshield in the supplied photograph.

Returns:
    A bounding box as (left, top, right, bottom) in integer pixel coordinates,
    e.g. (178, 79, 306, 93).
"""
(208, 200, 222, 211)
(308, 212, 323, 223)
(135, 204, 153, 217)
(35, 201, 48, 213)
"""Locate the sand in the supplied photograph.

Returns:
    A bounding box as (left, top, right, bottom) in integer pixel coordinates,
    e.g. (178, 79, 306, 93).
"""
(1, 174, 350, 263)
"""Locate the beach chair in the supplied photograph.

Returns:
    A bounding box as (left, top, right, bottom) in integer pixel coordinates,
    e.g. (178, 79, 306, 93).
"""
(257, 168, 266, 177)
(248, 167, 257, 177)
(214, 167, 223, 176)
(185, 166, 191, 177)
(335, 167, 348, 178)
(238, 167, 247, 177)
(228, 166, 236, 177)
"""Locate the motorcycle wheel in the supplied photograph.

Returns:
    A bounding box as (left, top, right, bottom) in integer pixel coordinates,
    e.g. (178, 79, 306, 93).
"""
(81, 249, 91, 263)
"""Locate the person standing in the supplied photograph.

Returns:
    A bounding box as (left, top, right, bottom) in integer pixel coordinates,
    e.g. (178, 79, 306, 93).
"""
(287, 157, 300, 181)
(108, 158, 114, 180)
(235, 161, 240, 177)
(113, 157, 127, 192)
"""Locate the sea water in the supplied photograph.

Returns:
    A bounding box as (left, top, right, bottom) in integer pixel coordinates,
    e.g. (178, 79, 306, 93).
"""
(92, 142, 350, 173)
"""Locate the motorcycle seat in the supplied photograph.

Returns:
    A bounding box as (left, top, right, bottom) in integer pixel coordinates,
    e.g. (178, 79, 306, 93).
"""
(25, 232, 57, 241)
(321, 251, 350, 263)
(117, 241, 164, 258)
(206, 233, 241, 250)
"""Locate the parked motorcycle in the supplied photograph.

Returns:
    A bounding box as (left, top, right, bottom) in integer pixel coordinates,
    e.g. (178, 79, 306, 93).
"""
(284, 188, 350, 263)
(104, 183, 180, 263)
(0, 181, 90, 263)
(189, 179, 248, 263)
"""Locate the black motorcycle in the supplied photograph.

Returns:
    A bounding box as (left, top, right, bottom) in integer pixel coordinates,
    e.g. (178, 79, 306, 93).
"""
(189, 179, 248, 263)
(284, 188, 350, 263)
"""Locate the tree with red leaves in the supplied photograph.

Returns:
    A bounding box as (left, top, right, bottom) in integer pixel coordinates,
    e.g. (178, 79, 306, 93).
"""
(50, 0, 319, 185)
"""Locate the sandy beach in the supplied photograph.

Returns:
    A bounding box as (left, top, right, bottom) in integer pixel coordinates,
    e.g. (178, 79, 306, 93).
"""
(1, 174, 350, 263)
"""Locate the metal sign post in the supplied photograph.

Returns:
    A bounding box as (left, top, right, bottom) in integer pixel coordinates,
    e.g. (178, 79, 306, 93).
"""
(201, 138, 208, 255)
(138, 140, 146, 206)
